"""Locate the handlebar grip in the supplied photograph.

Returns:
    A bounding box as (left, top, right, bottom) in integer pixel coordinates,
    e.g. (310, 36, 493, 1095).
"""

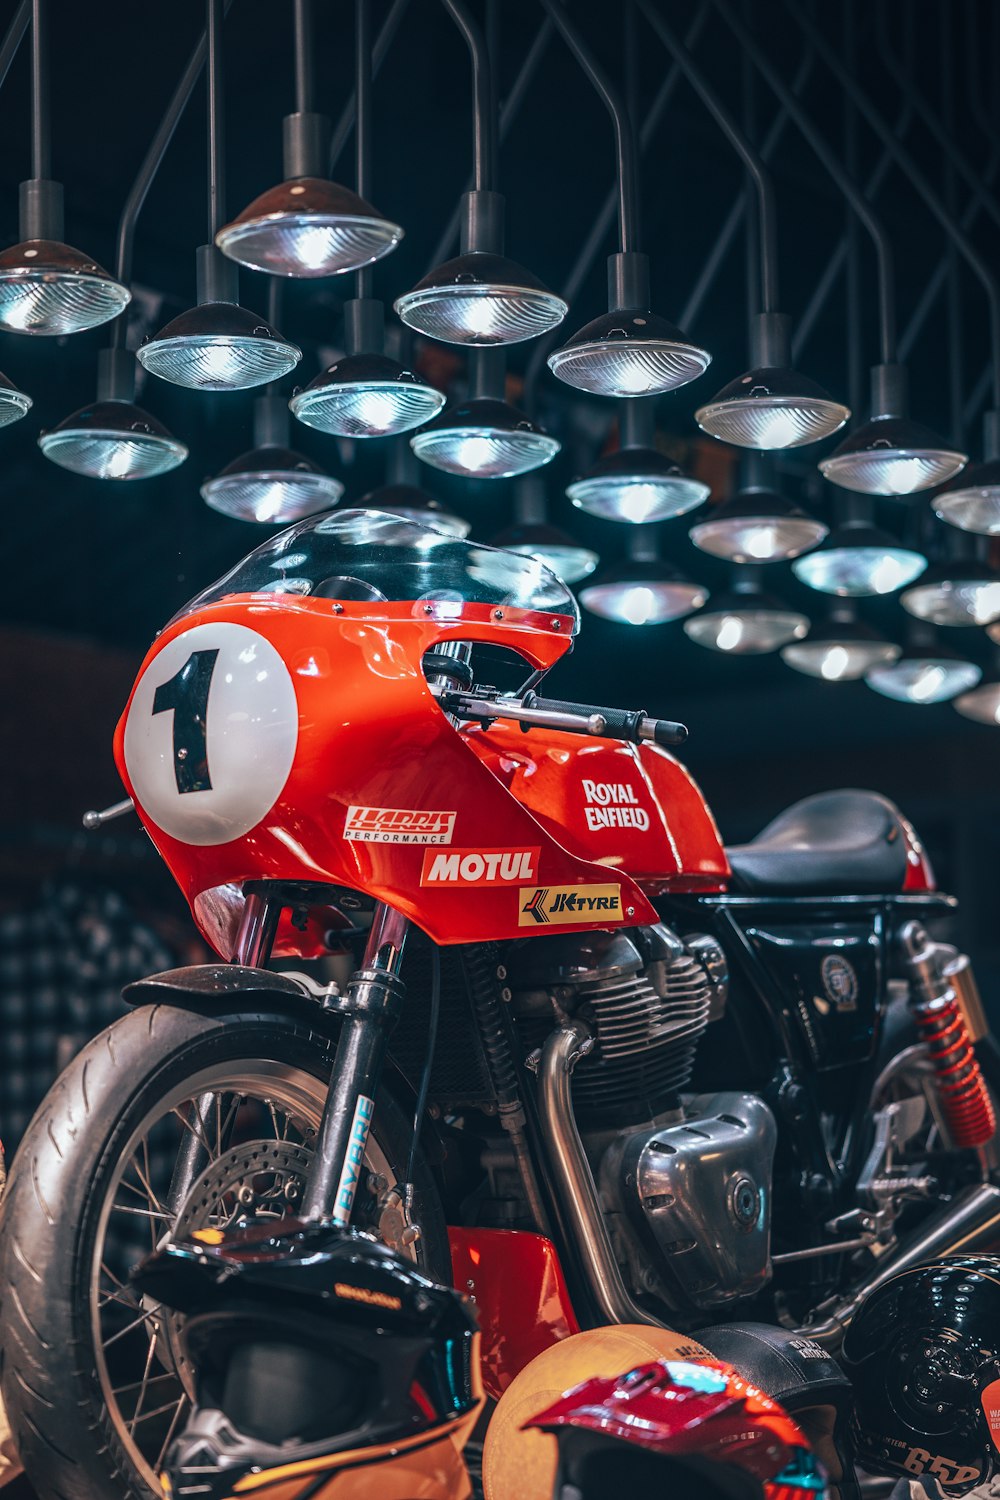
(522, 694, 688, 748)
(648, 719, 688, 747)
(523, 693, 641, 739)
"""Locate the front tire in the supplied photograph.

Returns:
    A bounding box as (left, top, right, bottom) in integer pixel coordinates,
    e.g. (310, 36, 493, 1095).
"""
(0, 1002, 448, 1500)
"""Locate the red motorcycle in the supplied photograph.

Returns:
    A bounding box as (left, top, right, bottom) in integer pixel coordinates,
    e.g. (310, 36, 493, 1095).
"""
(2, 508, 999, 1500)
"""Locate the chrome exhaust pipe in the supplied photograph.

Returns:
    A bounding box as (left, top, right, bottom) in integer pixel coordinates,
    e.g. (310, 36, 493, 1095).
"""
(796, 1182, 1000, 1349)
(537, 1022, 673, 1329)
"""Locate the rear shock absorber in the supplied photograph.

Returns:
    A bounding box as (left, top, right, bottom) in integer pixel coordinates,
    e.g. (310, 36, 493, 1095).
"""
(900, 922, 996, 1150)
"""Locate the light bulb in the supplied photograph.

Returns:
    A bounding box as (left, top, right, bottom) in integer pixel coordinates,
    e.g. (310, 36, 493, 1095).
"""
(568, 448, 709, 524)
(866, 657, 981, 704)
(216, 179, 402, 278)
(820, 415, 967, 495)
(411, 398, 560, 479)
(792, 527, 927, 597)
(954, 682, 1000, 725)
(901, 576, 1000, 628)
(290, 355, 445, 439)
(201, 444, 343, 523)
(580, 568, 708, 625)
(934, 460, 1000, 535)
(684, 602, 808, 654)
(38, 400, 187, 480)
(547, 309, 711, 398)
(396, 252, 567, 346)
(0, 240, 131, 336)
(695, 367, 849, 450)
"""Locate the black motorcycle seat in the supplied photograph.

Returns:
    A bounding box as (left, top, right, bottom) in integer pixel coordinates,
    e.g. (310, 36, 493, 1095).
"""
(725, 789, 911, 895)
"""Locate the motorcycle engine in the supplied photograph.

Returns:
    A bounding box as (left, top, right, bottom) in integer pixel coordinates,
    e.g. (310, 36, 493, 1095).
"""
(511, 924, 725, 1125)
(511, 924, 778, 1312)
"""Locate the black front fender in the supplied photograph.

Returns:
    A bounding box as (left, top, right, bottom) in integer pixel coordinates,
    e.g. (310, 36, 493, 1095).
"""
(122, 965, 338, 1035)
(121, 965, 423, 1119)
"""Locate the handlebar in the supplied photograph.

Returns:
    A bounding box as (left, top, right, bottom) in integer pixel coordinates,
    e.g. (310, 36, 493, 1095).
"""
(439, 688, 688, 748)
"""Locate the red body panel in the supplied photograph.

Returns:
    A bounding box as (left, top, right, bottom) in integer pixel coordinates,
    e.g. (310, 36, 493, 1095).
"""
(447, 1227, 580, 1400)
(114, 596, 665, 956)
(463, 722, 729, 895)
(900, 810, 936, 891)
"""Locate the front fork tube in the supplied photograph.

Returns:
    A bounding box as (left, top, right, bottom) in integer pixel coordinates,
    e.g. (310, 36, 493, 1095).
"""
(300, 902, 410, 1222)
(167, 892, 284, 1220)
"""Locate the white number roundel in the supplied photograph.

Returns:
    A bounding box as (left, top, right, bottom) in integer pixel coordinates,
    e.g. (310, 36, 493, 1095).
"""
(123, 622, 299, 847)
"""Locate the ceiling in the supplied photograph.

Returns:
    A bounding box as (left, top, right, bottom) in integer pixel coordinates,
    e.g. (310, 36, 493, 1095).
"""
(0, 0, 998, 775)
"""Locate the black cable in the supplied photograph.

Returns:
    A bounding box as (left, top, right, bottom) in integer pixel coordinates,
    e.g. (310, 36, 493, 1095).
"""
(207, 0, 225, 237)
(294, 0, 315, 116)
(30, 0, 48, 181)
(538, 0, 637, 254)
(439, 0, 496, 193)
(406, 941, 441, 1190)
(354, 0, 373, 301)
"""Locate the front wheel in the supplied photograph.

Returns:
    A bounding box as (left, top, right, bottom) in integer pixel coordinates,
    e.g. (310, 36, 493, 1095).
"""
(0, 1002, 448, 1500)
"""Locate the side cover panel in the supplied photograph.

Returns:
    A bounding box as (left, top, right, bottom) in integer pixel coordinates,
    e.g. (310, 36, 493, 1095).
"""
(463, 721, 729, 893)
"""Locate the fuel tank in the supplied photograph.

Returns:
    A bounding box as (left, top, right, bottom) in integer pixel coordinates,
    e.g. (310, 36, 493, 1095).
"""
(463, 721, 729, 894)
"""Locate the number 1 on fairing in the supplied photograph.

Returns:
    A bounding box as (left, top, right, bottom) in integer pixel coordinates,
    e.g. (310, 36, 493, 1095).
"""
(152, 649, 219, 794)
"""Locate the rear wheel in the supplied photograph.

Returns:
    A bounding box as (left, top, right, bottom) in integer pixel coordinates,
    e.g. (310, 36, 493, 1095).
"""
(0, 1002, 448, 1500)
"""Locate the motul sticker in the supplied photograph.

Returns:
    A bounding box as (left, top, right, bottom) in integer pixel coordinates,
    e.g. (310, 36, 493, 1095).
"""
(582, 779, 650, 832)
(982, 1377, 1000, 1451)
(518, 884, 623, 926)
(422, 847, 539, 885)
(344, 806, 455, 844)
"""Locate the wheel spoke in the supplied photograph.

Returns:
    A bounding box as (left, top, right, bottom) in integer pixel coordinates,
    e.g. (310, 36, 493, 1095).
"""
(154, 1396, 190, 1473)
(127, 1326, 159, 1435)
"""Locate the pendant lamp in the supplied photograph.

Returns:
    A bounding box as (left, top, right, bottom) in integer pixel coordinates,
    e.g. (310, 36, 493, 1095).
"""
(820, 364, 966, 495)
(138, 0, 300, 391)
(683, 564, 808, 654)
(792, 495, 926, 597)
(935, 412, 1000, 535)
(953, 650, 1000, 726)
(542, 3, 707, 397)
(580, 527, 707, 625)
(201, 392, 342, 523)
(412, 348, 559, 479)
(0, 0, 129, 335)
(781, 601, 900, 681)
(39, 347, 186, 480)
(689, 453, 827, 563)
(357, 435, 469, 536)
(395, 1, 564, 346)
(568, 399, 708, 523)
(900, 554, 1000, 628)
(217, 0, 399, 277)
(490, 478, 598, 585)
(865, 622, 981, 704)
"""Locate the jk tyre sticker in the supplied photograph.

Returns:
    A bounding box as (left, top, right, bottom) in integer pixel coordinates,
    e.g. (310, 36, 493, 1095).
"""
(123, 622, 298, 847)
(519, 883, 623, 926)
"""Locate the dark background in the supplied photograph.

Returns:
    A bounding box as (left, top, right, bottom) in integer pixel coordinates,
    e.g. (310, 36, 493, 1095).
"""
(0, 0, 997, 976)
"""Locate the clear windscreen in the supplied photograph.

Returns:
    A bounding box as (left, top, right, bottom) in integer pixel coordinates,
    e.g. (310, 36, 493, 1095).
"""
(175, 509, 580, 630)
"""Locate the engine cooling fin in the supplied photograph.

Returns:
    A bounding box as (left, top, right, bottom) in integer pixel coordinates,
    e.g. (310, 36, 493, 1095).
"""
(570, 951, 713, 1120)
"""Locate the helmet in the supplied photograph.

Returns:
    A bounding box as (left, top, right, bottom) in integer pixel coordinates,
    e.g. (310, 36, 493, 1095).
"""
(525, 1356, 827, 1500)
(842, 1256, 1000, 1495)
(133, 1218, 483, 1500)
(481, 1323, 715, 1500)
(697, 1322, 857, 1500)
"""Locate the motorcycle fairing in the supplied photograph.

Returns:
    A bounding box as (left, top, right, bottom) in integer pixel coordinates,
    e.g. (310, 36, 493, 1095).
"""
(114, 596, 661, 953)
(463, 721, 729, 895)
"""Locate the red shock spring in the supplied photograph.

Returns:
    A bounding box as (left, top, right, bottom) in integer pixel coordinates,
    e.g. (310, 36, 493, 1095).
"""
(912, 994, 996, 1149)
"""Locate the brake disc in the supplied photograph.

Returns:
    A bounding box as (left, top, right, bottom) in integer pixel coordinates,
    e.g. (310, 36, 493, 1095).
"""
(172, 1138, 314, 1238)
